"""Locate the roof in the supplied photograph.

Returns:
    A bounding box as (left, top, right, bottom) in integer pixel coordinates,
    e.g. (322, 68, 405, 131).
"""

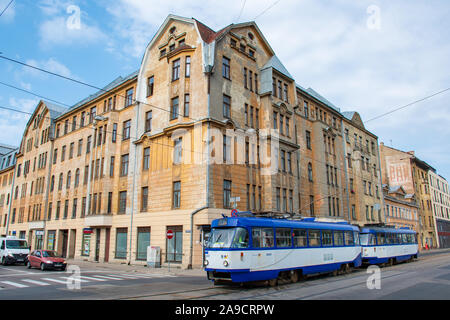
(68, 70, 139, 114)
(212, 216, 359, 231)
(262, 55, 294, 81)
(296, 85, 341, 112)
(342, 111, 356, 121)
(0, 145, 18, 171)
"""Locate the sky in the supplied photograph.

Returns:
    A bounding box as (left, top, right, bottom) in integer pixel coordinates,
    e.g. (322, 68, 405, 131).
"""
(1, 0, 449, 179)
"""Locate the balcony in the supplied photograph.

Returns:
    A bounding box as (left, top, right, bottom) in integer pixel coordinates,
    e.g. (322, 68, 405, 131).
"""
(84, 214, 113, 227)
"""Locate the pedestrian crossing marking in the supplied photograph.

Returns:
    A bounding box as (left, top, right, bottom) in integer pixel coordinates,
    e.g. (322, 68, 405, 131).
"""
(22, 279, 51, 286)
(0, 272, 177, 290)
(1, 281, 29, 288)
(41, 278, 68, 284)
(91, 275, 124, 280)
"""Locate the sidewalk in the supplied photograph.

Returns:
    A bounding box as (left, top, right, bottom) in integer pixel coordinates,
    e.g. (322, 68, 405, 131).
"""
(65, 259, 206, 277)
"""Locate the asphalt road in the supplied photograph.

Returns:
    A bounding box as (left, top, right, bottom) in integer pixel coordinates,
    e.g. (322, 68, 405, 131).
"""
(0, 250, 448, 300)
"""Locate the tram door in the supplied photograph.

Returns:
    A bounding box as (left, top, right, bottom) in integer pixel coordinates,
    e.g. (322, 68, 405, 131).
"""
(250, 228, 275, 270)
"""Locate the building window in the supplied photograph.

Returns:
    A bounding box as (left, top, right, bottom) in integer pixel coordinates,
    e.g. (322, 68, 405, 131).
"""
(166, 226, 183, 262)
(184, 94, 190, 117)
(223, 94, 231, 118)
(310, 196, 315, 216)
(120, 154, 129, 176)
(147, 76, 154, 97)
(143, 147, 150, 171)
(276, 187, 281, 211)
(222, 57, 230, 79)
(308, 163, 313, 182)
(145, 111, 152, 132)
(224, 180, 232, 209)
(118, 191, 127, 214)
(115, 228, 128, 259)
(172, 58, 180, 81)
(112, 123, 117, 143)
(125, 88, 134, 107)
(306, 131, 311, 150)
(173, 138, 182, 165)
(122, 120, 131, 140)
(173, 181, 181, 208)
(273, 112, 278, 129)
(136, 227, 151, 261)
(284, 84, 289, 103)
(141, 187, 148, 212)
(171, 96, 179, 120)
(185, 56, 191, 78)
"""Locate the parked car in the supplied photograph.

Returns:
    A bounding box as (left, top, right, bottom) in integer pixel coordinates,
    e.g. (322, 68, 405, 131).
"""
(0, 236, 30, 266)
(27, 250, 67, 271)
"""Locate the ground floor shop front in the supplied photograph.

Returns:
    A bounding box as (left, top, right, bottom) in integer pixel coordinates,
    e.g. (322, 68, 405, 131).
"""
(5, 208, 224, 268)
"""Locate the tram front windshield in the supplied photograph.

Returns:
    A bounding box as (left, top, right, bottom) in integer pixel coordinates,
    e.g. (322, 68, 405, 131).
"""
(360, 233, 376, 246)
(207, 227, 249, 249)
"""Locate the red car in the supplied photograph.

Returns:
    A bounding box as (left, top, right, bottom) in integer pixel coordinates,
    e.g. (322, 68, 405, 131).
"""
(26, 250, 67, 271)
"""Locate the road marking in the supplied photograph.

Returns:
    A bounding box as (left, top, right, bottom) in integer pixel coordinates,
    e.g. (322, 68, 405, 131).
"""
(133, 273, 176, 278)
(92, 275, 124, 280)
(59, 276, 90, 283)
(106, 274, 139, 279)
(22, 279, 51, 286)
(41, 278, 68, 284)
(1, 281, 29, 288)
(79, 276, 107, 281)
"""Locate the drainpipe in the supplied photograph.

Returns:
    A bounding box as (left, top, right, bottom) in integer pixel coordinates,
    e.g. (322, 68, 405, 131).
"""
(128, 101, 140, 265)
(188, 206, 208, 269)
(340, 118, 351, 222)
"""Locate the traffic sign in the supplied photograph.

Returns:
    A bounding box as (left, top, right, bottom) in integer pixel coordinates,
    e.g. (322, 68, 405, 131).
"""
(231, 209, 238, 217)
(167, 229, 174, 240)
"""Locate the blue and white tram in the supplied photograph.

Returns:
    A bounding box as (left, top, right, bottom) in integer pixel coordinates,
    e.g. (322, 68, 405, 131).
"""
(204, 216, 362, 284)
(360, 227, 418, 265)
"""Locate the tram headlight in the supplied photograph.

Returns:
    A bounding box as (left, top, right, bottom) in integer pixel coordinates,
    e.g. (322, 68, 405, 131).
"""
(204, 259, 209, 266)
(223, 260, 229, 267)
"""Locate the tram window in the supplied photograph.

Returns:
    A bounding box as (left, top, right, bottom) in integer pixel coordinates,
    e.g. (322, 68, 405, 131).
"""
(252, 227, 274, 248)
(321, 230, 333, 246)
(334, 230, 344, 246)
(407, 234, 414, 244)
(396, 233, 402, 244)
(293, 229, 307, 247)
(252, 228, 262, 248)
(231, 228, 249, 248)
(376, 233, 386, 245)
(344, 231, 354, 246)
(386, 233, 394, 244)
(353, 231, 360, 245)
(308, 230, 321, 247)
(401, 234, 408, 244)
(276, 228, 292, 248)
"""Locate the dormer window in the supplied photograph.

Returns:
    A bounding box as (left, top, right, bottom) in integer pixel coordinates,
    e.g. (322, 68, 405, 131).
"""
(248, 49, 255, 58)
(240, 44, 246, 52)
(230, 39, 237, 47)
(160, 49, 166, 57)
(169, 44, 175, 52)
(248, 32, 254, 40)
(178, 39, 185, 47)
(170, 26, 176, 34)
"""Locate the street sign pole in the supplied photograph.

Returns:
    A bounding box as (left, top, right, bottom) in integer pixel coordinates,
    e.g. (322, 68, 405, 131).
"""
(167, 230, 173, 273)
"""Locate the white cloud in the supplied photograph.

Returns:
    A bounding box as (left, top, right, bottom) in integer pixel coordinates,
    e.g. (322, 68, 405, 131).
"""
(39, 16, 106, 47)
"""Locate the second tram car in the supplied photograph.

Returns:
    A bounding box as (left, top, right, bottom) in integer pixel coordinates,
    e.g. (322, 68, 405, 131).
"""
(360, 227, 418, 265)
(205, 216, 362, 284)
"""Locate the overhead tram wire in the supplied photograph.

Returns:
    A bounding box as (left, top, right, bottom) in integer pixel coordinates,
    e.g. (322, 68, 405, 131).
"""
(253, 0, 282, 20)
(0, 55, 201, 123)
(365, 86, 450, 123)
(235, 0, 247, 22)
(0, 0, 14, 18)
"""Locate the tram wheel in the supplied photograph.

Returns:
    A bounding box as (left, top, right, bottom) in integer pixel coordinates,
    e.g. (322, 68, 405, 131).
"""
(290, 270, 299, 283)
(268, 278, 278, 287)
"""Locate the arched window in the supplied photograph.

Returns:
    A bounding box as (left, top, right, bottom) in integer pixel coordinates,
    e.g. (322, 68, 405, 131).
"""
(75, 169, 80, 187)
(50, 175, 55, 192)
(66, 171, 71, 189)
(58, 173, 63, 190)
(308, 163, 313, 182)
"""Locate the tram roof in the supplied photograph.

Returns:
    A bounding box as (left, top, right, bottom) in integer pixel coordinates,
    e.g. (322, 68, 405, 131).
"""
(212, 217, 359, 231)
(360, 227, 416, 234)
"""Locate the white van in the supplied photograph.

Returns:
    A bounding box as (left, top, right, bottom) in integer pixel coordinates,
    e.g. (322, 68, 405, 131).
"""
(0, 236, 30, 265)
